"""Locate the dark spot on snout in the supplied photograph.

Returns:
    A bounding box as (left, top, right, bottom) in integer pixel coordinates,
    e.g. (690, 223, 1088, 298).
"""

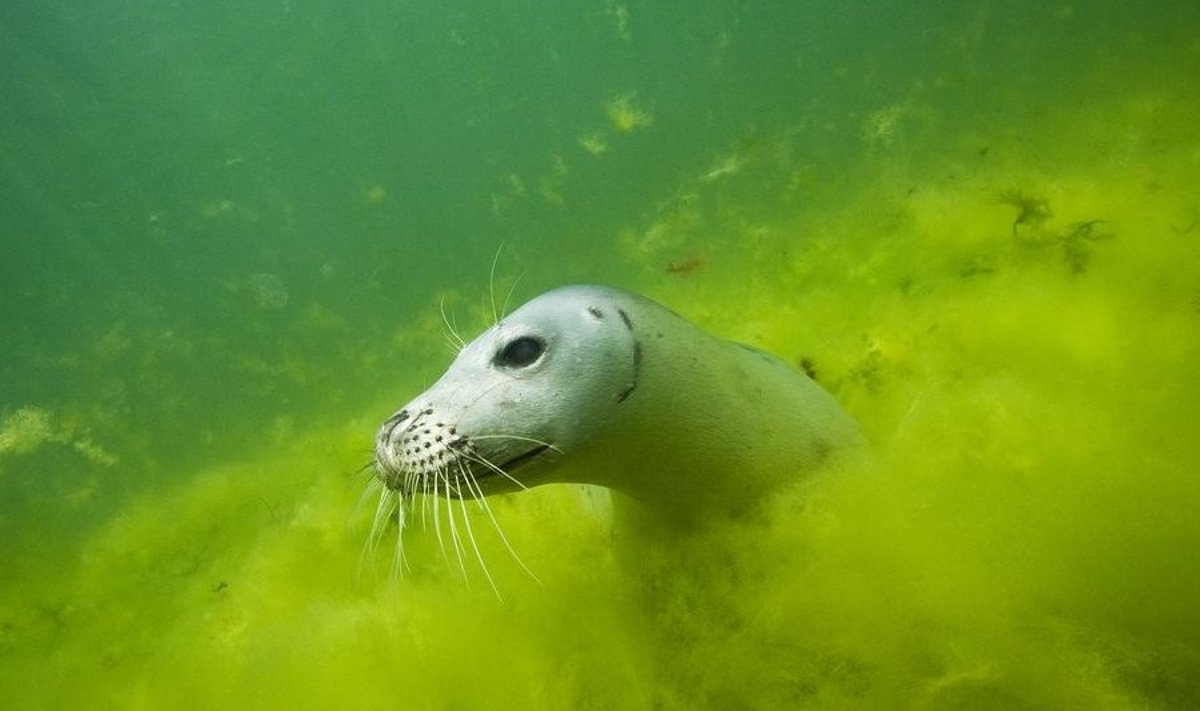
(588, 306, 605, 319)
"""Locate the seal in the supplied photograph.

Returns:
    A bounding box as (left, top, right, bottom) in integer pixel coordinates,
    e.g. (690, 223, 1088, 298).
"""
(373, 284, 864, 526)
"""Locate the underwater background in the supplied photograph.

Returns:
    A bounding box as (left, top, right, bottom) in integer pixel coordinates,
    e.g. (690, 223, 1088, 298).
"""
(3, 0, 1199, 708)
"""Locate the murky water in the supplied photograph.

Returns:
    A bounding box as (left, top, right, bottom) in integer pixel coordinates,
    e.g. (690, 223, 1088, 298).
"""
(2, 1, 1198, 708)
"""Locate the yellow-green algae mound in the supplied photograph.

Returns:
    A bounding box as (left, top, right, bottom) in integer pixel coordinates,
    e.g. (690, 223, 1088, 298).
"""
(2, 95, 1199, 710)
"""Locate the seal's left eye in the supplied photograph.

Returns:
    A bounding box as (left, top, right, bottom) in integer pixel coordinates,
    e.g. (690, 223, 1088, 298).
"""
(495, 336, 545, 368)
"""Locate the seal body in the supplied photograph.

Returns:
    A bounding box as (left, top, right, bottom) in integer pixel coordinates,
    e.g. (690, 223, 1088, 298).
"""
(374, 285, 863, 522)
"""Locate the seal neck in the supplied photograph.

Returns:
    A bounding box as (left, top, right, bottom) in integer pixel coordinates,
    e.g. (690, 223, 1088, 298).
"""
(567, 314, 863, 524)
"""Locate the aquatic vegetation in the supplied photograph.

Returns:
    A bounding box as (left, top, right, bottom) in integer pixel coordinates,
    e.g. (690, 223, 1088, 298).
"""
(362, 185, 387, 205)
(604, 2, 631, 40)
(0, 406, 117, 468)
(1060, 219, 1114, 274)
(538, 154, 570, 205)
(201, 198, 237, 218)
(999, 189, 1054, 235)
(0, 407, 53, 457)
(993, 189, 1117, 273)
(578, 132, 608, 156)
(504, 173, 527, 197)
(698, 153, 742, 182)
(3, 2, 1199, 708)
(639, 212, 696, 253)
(70, 439, 118, 468)
(606, 92, 653, 134)
(862, 103, 909, 149)
(626, 191, 703, 258)
(664, 255, 707, 276)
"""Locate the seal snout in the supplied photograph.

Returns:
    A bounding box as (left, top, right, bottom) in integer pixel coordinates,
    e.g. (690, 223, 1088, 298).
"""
(373, 405, 469, 493)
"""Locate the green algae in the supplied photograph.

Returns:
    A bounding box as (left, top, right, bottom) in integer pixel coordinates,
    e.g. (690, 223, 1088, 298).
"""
(6, 87, 1200, 708)
(2, 3, 1199, 709)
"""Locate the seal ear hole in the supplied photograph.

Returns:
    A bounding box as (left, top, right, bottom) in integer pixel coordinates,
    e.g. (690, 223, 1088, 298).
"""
(494, 335, 546, 368)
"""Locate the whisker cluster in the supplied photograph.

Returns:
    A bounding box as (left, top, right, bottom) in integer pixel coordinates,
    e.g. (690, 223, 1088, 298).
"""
(362, 435, 544, 598)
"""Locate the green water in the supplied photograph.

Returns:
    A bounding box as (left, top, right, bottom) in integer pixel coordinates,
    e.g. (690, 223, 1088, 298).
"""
(3, 1, 1199, 708)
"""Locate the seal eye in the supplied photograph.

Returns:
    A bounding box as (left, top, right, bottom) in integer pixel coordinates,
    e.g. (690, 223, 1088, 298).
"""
(495, 336, 545, 368)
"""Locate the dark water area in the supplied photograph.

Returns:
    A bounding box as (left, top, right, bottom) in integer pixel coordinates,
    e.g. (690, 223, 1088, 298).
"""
(3, 1, 1199, 708)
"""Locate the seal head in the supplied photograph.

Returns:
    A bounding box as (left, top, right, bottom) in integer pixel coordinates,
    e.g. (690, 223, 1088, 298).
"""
(374, 285, 864, 521)
(375, 286, 638, 498)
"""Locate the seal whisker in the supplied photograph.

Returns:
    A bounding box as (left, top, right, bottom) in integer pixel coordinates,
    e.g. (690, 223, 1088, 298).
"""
(460, 449, 532, 491)
(430, 467, 453, 570)
(439, 295, 467, 353)
(469, 434, 560, 452)
(439, 469, 472, 586)
(459, 466, 542, 586)
(470, 434, 561, 474)
(358, 484, 398, 581)
(389, 492, 409, 579)
(353, 474, 385, 520)
(419, 470, 434, 531)
(453, 462, 502, 598)
(488, 242, 504, 326)
(372, 487, 396, 556)
(499, 272, 524, 320)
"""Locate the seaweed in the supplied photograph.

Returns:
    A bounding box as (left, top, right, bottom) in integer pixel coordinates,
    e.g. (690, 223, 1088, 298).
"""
(1060, 220, 1114, 274)
(848, 344, 885, 393)
(997, 188, 1114, 274)
(999, 189, 1054, 236)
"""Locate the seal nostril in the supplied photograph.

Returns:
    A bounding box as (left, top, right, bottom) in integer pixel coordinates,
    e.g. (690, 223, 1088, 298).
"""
(385, 410, 414, 441)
